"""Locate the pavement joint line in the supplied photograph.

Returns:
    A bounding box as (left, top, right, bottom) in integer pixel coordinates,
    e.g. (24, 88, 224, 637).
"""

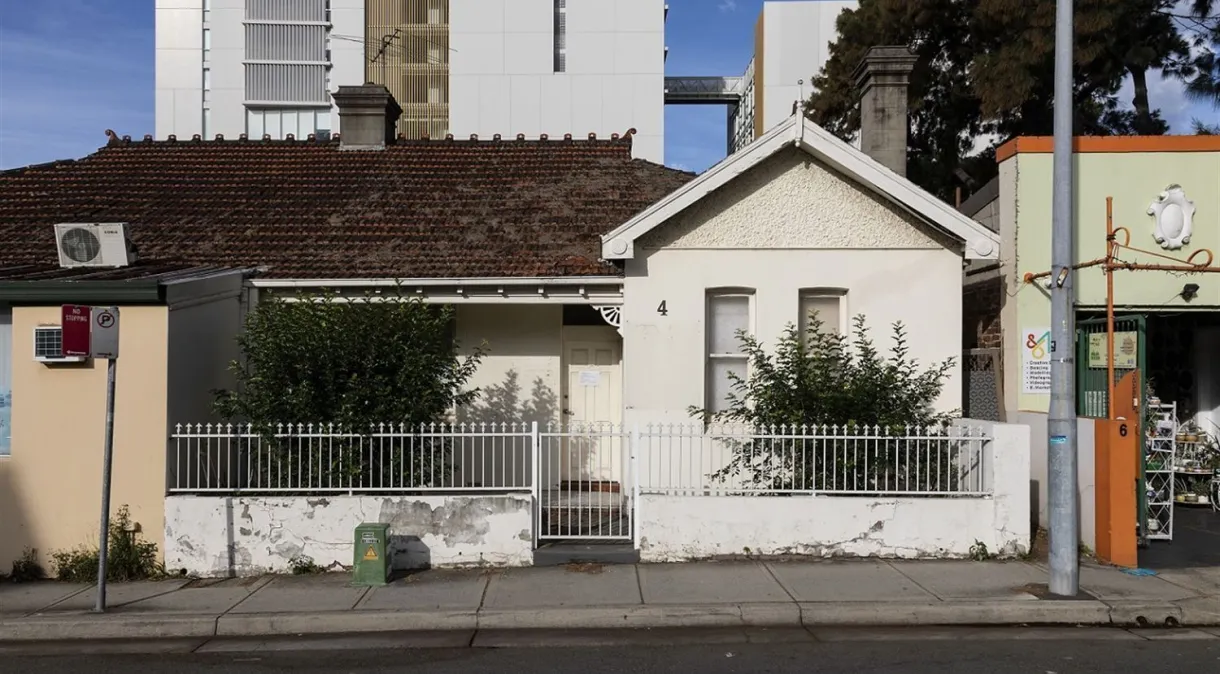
(217, 576, 267, 617)
(348, 586, 372, 610)
(758, 561, 799, 604)
(104, 583, 197, 611)
(632, 564, 645, 605)
(22, 585, 93, 618)
(882, 559, 942, 602)
(472, 571, 493, 632)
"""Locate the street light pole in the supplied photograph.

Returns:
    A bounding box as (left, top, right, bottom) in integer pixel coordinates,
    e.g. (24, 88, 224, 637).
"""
(1048, 0, 1079, 597)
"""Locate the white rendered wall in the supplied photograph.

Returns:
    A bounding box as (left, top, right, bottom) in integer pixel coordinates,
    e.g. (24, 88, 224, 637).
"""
(637, 421, 1031, 561)
(327, 0, 367, 135)
(449, 0, 665, 163)
(759, 1, 854, 132)
(208, 0, 244, 138)
(165, 494, 533, 576)
(155, 0, 205, 139)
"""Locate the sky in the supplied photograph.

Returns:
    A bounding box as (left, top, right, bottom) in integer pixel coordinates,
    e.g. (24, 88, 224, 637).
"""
(0, 0, 1216, 173)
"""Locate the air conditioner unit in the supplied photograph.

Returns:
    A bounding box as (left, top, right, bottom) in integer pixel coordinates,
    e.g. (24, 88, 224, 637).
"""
(54, 222, 137, 268)
(33, 326, 85, 363)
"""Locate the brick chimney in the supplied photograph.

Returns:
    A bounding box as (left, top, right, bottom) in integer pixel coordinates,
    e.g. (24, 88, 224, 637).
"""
(852, 46, 917, 177)
(331, 83, 402, 150)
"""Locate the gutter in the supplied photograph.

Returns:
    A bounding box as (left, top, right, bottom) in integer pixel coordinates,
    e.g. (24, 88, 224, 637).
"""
(0, 281, 164, 304)
(249, 276, 626, 289)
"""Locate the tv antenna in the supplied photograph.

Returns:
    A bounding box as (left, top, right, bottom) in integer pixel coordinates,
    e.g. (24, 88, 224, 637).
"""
(371, 29, 402, 86)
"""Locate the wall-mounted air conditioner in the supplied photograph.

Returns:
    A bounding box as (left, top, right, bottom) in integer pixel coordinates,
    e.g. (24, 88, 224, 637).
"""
(33, 326, 85, 364)
(54, 222, 137, 269)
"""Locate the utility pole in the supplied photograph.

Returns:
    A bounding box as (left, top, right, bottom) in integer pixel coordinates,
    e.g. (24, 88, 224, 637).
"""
(1048, 0, 1079, 597)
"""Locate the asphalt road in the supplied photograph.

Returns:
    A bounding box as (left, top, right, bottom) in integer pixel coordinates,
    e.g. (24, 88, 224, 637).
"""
(1, 628, 1219, 674)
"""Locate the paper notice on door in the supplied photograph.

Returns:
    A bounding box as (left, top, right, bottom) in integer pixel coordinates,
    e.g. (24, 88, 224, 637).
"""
(579, 370, 601, 387)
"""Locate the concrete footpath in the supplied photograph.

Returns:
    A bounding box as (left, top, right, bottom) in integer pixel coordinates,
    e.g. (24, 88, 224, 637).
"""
(2, 560, 1219, 642)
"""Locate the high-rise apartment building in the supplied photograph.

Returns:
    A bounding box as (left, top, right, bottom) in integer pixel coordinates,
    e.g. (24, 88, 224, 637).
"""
(660, 1, 853, 156)
(155, 0, 666, 162)
(728, 1, 853, 153)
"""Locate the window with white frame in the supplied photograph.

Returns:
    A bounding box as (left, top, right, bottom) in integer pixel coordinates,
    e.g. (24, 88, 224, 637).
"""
(799, 289, 847, 337)
(706, 290, 753, 414)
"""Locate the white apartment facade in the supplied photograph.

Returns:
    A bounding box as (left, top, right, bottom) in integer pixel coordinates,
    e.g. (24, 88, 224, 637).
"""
(155, 0, 666, 162)
(728, 0, 854, 154)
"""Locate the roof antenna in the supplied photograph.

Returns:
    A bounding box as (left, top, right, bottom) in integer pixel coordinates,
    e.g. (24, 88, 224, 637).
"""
(371, 29, 402, 89)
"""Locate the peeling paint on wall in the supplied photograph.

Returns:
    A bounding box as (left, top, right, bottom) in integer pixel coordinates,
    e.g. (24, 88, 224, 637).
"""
(165, 494, 532, 577)
(636, 421, 1030, 562)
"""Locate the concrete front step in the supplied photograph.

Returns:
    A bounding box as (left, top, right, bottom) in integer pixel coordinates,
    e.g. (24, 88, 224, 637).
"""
(533, 542, 640, 566)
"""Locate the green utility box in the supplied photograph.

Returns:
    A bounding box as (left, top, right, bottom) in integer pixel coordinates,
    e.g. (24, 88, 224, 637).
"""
(352, 523, 392, 586)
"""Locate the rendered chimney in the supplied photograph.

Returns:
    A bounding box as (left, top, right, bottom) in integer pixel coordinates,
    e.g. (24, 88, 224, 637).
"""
(331, 83, 402, 150)
(852, 46, 917, 177)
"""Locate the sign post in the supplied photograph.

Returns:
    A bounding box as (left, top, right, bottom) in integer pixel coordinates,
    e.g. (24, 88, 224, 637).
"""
(65, 305, 121, 613)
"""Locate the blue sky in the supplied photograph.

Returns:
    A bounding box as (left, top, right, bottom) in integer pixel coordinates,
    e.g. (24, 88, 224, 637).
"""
(0, 0, 1214, 173)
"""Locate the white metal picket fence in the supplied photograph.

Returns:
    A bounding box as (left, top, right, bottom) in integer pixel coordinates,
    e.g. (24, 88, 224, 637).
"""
(170, 422, 992, 543)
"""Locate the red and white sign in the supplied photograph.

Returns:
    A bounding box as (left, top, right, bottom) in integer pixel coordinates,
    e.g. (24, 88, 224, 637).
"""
(61, 304, 92, 357)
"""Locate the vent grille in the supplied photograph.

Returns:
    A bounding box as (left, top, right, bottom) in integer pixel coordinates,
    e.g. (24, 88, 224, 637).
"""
(245, 63, 329, 103)
(246, 23, 327, 61)
(246, 0, 327, 22)
(33, 327, 64, 360)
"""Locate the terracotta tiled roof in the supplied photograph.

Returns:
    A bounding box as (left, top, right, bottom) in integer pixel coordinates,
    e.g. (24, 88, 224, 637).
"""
(0, 133, 694, 280)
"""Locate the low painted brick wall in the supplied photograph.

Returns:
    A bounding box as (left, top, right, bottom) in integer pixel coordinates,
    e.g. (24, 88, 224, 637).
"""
(637, 421, 1031, 561)
(164, 494, 533, 577)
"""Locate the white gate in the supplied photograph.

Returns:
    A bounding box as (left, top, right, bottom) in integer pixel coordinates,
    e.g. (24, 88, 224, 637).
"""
(534, 423, 635, 543)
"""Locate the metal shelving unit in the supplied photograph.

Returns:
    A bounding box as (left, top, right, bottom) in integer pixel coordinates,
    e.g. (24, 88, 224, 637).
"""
(1145, 402, 1176, 540)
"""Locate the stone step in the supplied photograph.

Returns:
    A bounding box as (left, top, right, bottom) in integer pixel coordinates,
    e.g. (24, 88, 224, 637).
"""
(532, 542, 640, 566)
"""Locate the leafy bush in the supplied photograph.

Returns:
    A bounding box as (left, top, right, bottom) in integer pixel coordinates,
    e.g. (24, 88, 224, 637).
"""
(691, 314, 957, 492)
(213, 289, 484, 490)
(7, 548, 45, 582)
(289, 554, 325, 575)
(50, 506, 163, 582)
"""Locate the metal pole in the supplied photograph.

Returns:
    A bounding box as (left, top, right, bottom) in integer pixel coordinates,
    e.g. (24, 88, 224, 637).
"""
(94, 357, 117, 612)
(1048, 0, 1079, 597)
(1106, 197, 1115, 421)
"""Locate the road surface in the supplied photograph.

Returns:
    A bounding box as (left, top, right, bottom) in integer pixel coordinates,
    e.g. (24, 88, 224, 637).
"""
(1, 628, 1218, 673)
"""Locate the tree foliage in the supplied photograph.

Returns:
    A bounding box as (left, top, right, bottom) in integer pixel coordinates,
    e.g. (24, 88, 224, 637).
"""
(215, 290, 483, 428)
(213, 291, 484, 491)
(693, 314, 955, 430)
(806, 0, 1215, 200)
(689, 315, 960, 493)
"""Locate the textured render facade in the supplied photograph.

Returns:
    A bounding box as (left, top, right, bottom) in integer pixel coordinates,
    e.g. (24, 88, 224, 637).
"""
(155, 0, 667, 162)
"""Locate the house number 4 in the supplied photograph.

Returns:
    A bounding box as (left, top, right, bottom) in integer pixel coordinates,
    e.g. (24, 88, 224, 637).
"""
(657, 301, 668, 316)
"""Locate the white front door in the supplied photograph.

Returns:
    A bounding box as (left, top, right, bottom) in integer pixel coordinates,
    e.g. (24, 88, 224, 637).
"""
(563, 326, 622, 427)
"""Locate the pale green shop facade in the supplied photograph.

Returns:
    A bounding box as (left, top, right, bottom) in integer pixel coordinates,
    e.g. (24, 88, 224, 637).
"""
(990, 136, 1220, 425)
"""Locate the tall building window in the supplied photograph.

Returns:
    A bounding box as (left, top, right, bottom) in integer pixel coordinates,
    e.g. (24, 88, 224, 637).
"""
(706, 290, 753, 414)
(799, 289, 847, 338)
(553, 0, 566, 73)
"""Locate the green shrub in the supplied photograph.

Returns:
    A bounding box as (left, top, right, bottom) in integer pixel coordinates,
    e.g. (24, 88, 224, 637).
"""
(213, 289, 484, 490)
(690, 315, 956, 492)
(50, 506, 163, 582)
(289, 555, 325, 575)
(7, 548, 45, 582)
